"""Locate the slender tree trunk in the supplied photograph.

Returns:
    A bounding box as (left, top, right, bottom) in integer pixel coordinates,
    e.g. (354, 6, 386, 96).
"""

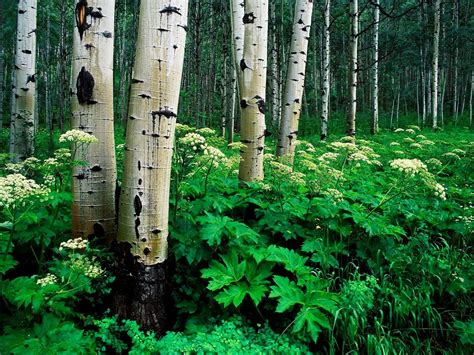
(460, 76, 468, 115)
(421, 58, 426, 127)
(238, 0, 268, 181)
(276, 0, 313, 161)
(228, 66, 236, 143)
(416, 72, 420, 126)
(320, 0, 331, 140)
(452, 0, 459, 122)
(115, 0, 188, 331)
(432, 0, 440, 128)
(71, 0, 117, 241)
(10, 0, 37, 161)
(346, 0, 358, 136)
(370, 0, 379, 135)
(440, 69, 447, 126)
(230, 0, 244, 134)
(270, 1, 281, 129)
(469, 71, 473, 128)
(58, 0, 68, 133)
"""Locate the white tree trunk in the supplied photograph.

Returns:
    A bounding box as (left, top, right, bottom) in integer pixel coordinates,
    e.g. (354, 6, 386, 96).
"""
(432, 0, 440, 128)
(70, 0, 117, 241)
(10, 0, 37, 161)
(276, 0, 313, 161)
(346, 0, 358, 136)
(469, 71, 473, 128)
(320, 0, 331, 140)
(371, 0, 379, 134)
(238, 0, 269, 181)
(231, 0, 245, 98)
(118, 0, 188, 265)
(270, 1, 281, 128)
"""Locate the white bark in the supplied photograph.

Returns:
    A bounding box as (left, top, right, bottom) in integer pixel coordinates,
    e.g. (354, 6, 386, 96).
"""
(71, 0, 117, 241)
(10, 0, 37, 161)
(270, 1, 281, 128)
(470, 71, 473, 128)
(347, 0, 358, 136)
(238, 0, 268, 181)
(371, 0, 379, 135)
(320, 0, 331, 140)
(452, 0, 459, 121)
(231, 0, 245, 97)
(432, 0, 440, 128)
(118, 0, 188, 265)
(276, 0, 313, 161)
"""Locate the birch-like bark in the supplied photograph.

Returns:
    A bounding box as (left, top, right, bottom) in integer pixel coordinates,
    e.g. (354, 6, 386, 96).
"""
(231, 0, 245, 99)
(238, 0, 268, 181)
(270, 1, 281, 128)
(10, 0, 37, 161)
(346, 0, 358, 136)
(228, 66, 236, 143)
(71, 0, 117, 241)
(452, 0, 459, 121)
(431, 0, 440, 128)
(320, 0, 331, 140)
(118, 0, 188, 265)
(276, 0, 313, 161)
(370, 0, 379, 135)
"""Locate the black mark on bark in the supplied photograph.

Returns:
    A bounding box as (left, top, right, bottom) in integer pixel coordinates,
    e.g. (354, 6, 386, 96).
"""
(76, 66, 95, 104)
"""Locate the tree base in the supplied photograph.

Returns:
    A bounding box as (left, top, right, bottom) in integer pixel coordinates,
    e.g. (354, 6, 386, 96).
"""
(112, 242, 169, 334)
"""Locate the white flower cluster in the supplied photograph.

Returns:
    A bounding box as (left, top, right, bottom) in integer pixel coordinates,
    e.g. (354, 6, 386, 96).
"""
(203, 146, 227, 167)
(318, 152, 339, 163)
(394, 128, 404, 133)
(329, 141, 358, 153)
(442, 152, 461, 161)
(403, 137, 415, 143)
(179, 133, 207, 151)
(393, 150, 404, 155)
(300, 159, 318, 171)
(59, 237, 88, 251)
(389, 159, 427, 177)
(348, 152, 370, 162)
(407, 125, 421, 131)
(295, 140, 316, 153)
(419, 140, 435, 146)
(289, 171, 305, 185)
(416, 135, 427, 140)
(426, 158, 442, 167)
(70, 255, 103, 279)
(196, 127, 216, 136)
(405, 129, 416, 135)
(37, 273, 58, 287)
(451, 149, 465, 156)
(390, 142, 400, 147)
(269, 161, 293, 176)
(59, 130, 98, 144)
(432, 182, 446, 200)
(410, 143, 422, 149)
(0, 174, 49, 209)
(323, 188, 344, 202)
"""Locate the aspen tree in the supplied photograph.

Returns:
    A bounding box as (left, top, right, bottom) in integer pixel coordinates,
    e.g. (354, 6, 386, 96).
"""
(276, 0, 313, 161)
(9, 0, 37, 161)
(70, 0, 117, 241)
(321, 0, 331, 140)
(116, 0, 188, 330)
(270, 1, 281, 128)
(452, 0, 459, 122)
(346, 0, 358, 136)
(432, 0, 440, 128)
(0, 0, 3, 129)
(470, 71, 473, 128)
(231, 0, 245, 102)
(238, 0, 268, 181)
(370, 0, 379, 135)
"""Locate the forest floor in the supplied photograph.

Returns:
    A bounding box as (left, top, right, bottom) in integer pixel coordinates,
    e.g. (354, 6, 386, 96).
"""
(0, 125, 473, 353)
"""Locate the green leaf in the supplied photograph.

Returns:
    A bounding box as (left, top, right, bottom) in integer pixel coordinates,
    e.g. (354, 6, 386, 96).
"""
(269, 276, 304, 312)
(201, 251, 246, 291)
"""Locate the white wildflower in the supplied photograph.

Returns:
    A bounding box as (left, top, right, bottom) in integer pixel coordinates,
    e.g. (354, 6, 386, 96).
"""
(59, 237, 88, 251)
(179, 133, 207, 150)
(394, 128, 404, 133)
(410, 143, 422, 149)
(59, 130, 98, 144)
(227, 142, 246, 150)
(196, 127, 216, 136)
(0, 174, 49, 209)
(390, 142, 400, 147)
(37, 273, 58, 287)
(389, 159, 428, 177)
(442, 152, 461, 161)
(318, 152, 339, 163)
(405, 129, 416, 135)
